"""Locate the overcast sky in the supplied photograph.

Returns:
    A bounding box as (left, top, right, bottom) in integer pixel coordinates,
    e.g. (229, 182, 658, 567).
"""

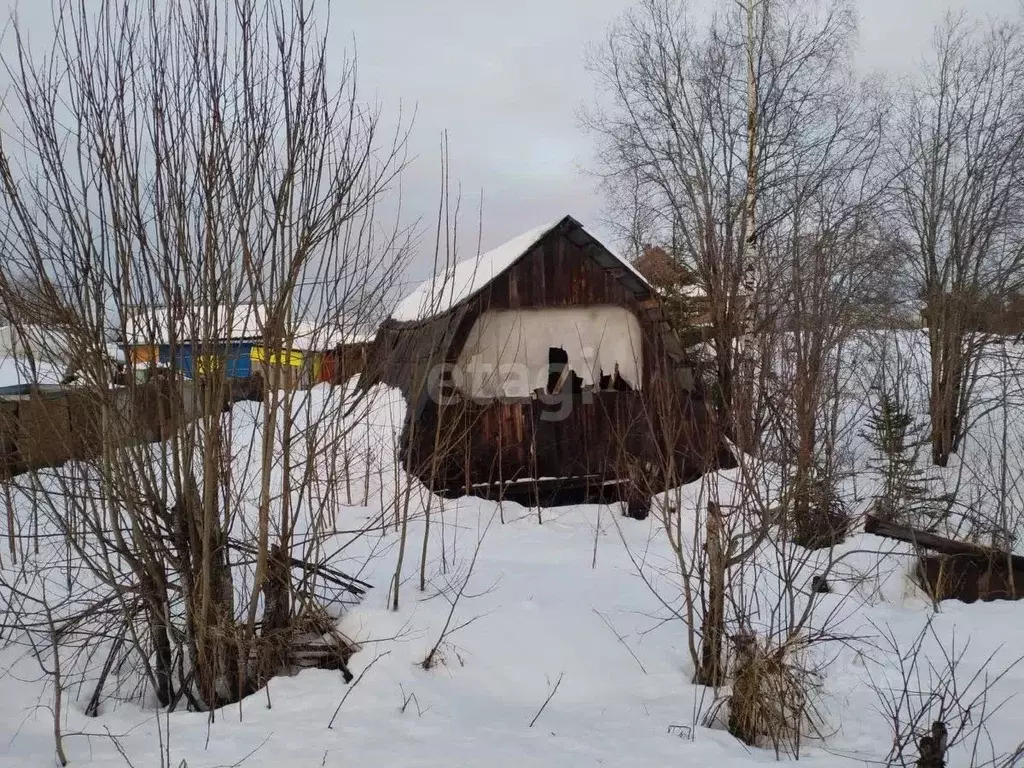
(3, 0, 1022, 290)
(329, 0, 1021, 285)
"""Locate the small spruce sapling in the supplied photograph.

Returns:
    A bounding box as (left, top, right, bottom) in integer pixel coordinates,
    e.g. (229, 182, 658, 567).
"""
(863, 383, 932, 525)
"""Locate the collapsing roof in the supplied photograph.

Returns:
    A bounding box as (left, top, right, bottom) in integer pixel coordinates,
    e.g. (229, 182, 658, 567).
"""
(391, 215, 651, 324)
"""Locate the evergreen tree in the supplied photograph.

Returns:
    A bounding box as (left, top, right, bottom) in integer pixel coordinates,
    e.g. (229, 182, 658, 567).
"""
(863, 381, 932, 524)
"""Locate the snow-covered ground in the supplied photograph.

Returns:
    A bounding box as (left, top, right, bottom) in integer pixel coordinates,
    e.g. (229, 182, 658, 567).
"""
(2, 332, 1024, 767)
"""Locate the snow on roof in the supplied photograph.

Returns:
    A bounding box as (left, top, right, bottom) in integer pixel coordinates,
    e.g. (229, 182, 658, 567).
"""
(0, 355, 66, 388)
(290, 320, 375, 350)
(390, 216, 651, 324)
(0, 324, 82, 365)
(391, 220, 561, 323)
(122, 305, 371, 349)
(121, 304, 264, 345)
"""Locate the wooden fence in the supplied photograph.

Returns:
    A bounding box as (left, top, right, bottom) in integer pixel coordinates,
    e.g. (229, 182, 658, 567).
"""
(0, 376, 262, 479)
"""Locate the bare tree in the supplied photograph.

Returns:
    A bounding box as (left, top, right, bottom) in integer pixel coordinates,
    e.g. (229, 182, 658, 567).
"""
(866, 617, 1024, 767)
(765, 102, 891, 545)
(583, 0, 859, 451)
(891, 13, 1024, 467)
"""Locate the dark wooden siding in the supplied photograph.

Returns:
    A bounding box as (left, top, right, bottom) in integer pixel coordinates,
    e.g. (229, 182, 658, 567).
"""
(366, 226, 682, 392)
(321, 342, 371, 384)
(470, 232, 686, 395)
(404, 389, 731, 497)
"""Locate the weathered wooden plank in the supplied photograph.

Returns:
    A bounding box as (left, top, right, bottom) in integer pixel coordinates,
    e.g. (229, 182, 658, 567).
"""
(406, 387, 729, 499)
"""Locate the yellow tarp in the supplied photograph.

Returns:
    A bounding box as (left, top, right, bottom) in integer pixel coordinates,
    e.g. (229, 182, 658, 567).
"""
(250, 347, 304, 367)
(195, 355, 221, 375)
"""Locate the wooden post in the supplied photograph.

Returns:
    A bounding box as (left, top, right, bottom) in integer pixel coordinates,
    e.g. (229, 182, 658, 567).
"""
(696, 501, 726, 686)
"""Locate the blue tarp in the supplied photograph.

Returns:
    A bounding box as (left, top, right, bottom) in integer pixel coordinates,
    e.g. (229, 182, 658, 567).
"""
(157, 342, 255, 379)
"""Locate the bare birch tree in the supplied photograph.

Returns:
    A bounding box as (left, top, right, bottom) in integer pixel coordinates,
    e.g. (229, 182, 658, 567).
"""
(584, 0, 858, 451)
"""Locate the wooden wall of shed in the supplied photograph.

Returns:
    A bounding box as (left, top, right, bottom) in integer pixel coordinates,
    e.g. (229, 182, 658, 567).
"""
(0, 402, 17, 471)
(404, 388, 730, 496)
(468, 229, 670, 387)
(16, 395, 74, 469)
(916, 553, 1024, 603)
(65, 390, 106, 459)
(343, 343, 369, 380)
(259, 360, 310, 391)
(322, 342, 371, 385)
(0, 389, 141, 477)
(0, 378, 229, 479)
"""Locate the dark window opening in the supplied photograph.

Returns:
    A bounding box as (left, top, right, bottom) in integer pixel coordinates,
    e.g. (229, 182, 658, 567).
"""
(547, 346, 567, 394)
(547, 346, 586, 395)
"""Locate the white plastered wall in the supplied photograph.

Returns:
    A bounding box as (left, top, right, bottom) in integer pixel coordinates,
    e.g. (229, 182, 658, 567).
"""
(454, 306, 644, 399)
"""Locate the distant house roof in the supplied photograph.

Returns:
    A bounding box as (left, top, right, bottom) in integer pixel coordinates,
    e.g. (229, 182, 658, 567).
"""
(121, 305, 372, 349)
(633, 246, 698, 289)
(121, 304, 264, 346)
(390, 215, 651, 324)
(0, 355, 66, 388)
(291, 323, 375, 350)
(633, 247, 764, 303)
(0, 324, 76, 365)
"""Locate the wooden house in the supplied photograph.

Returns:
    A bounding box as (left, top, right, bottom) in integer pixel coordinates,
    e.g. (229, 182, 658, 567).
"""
(633, 245, 753, 346)
(121, 306, 372, 389)
(121, 305, 267, 379)
(363, 215, 735, 508)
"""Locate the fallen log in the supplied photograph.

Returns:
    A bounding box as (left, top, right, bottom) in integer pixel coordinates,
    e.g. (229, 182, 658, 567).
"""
(864, 515, 981, 554)
(865, 515, 1024, 603)
(864, 515, 1024, 569)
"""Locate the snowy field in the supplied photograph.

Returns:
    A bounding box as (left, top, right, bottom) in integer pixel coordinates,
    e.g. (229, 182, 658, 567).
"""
(2, 331, 1024, 767)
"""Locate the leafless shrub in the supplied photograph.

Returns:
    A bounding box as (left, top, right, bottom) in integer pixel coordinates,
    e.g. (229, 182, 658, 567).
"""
(719, 631, 824, 755)
(865, 617, 1024, 767)
(0, 2, 409, 754)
